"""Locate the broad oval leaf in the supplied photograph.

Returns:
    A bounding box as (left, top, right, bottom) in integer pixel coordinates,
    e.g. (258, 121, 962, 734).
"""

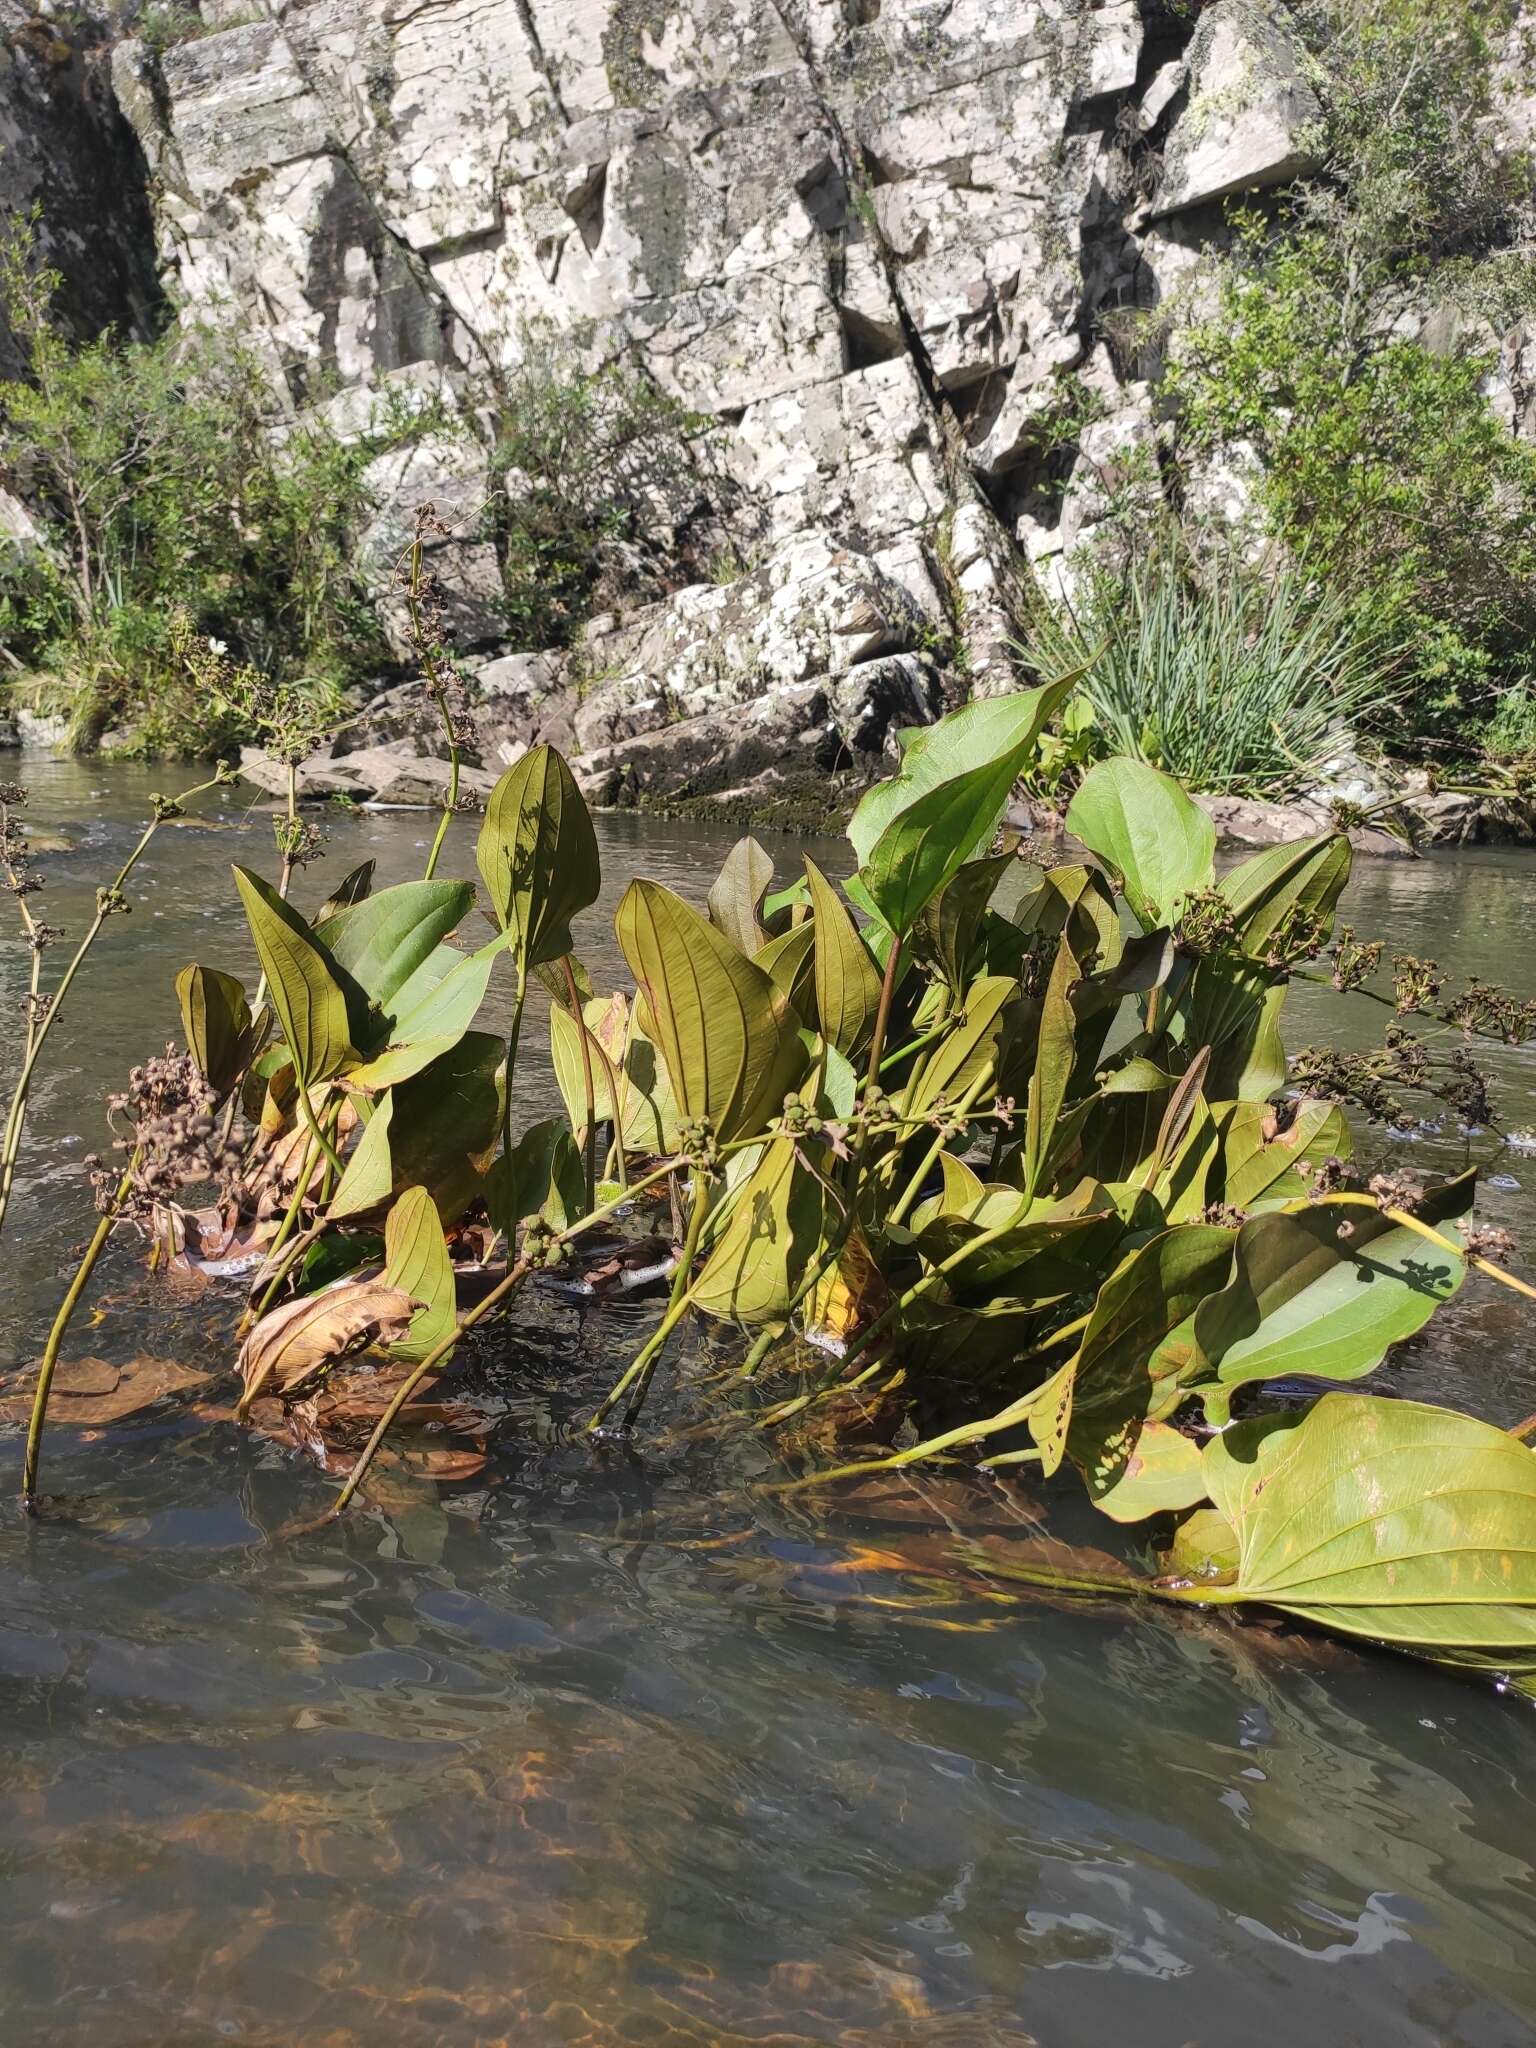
(1065, 758, 1216, 930)
(848, 682, 1071, 935)
(477, 745, 600, 970)
(1192, 1198, 1466, 1411)
(707, 836, 775, 955)
(691, 1136, 828, 1326)
(615, 879, 803, 1143)
(176, 963, 258, 1094)
(232, 865, 355, 1089)
(804, 856, 884, 1060)
(1202, 1395, 1536, 1665)
(381, 1185, 457, 1364)
(330, 1033, 505, 1224)
(905, 974, 1020, 1122)
(318, 878, 474, 1017)
(1215, 1097, 1352, 1212)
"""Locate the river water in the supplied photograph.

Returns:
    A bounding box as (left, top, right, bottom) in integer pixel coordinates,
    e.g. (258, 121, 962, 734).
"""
(1, 757, 1535, 2047)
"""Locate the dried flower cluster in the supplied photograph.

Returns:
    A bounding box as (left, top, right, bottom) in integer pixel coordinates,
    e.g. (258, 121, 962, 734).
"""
(86, 1046, 245, 1220)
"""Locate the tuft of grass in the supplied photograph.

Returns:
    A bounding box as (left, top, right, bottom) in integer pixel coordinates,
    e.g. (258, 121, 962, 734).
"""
(1020, 545, 1407, 801)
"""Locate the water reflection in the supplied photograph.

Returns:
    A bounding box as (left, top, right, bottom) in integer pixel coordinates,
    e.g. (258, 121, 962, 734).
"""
(0, 759, 1533, 2045)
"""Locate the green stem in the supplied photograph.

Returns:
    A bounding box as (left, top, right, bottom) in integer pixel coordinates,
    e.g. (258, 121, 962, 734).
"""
(886, 1063, 995, 1229)
(0, 772, 223, 1249)
(296, 1083, 344, 1178)
(23, 1149, 139, 1504)
(500, 964, 528, 1169)
(589, 1171, 712, 1432)
(328, 1150, 709, 1514)
(563, 954, 598, 1211)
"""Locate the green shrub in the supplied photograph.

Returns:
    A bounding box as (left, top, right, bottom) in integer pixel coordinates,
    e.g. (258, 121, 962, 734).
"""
(1021, 539, 1405, 798)
(488, 336, 706, 650)
(0, 211, 417, 754)
(1168, 222, 1536, 734)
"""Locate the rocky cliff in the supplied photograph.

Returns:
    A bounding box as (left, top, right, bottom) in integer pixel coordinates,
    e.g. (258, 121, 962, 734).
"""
(5, 0, 1535, 814)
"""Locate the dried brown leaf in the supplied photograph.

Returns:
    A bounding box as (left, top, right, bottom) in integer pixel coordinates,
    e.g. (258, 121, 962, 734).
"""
(0, 1355, 212, 1426)
(237, 1282, 417, 1404)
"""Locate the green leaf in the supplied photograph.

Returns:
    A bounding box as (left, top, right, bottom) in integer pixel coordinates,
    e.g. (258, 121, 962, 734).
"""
(615, 879, 803, 1143)
(707, 836, 775, 955)
(232, 865, 355, 1089)
(314, 857, 376, 925)
(381, 1185, 457, 1364)
(1218, 832, 1351, 961)
(1215, 1097, 1352, 1211)
(486, 1117, 587, 1240)
(176, 963, 259, 1094)
(1182, 954, 1287, 1101)
(1065, 758, 1215, 929)
(904, 974, 1019, 1123)
(318, 878, 473, 1018)
(1192, 1199, 1465, 1411)
(755, 921, 817, 1023)
(911, 849, 1015, 993)
(1085, 1420, 1209, 1524)
(1201, 1395, 1536, 1666)
(848, 684, 1071, 934)
(330, 1033, 504, 1224)
(1022, 932, 1079, 1198)
(477, 745, 601, 970)
(691, 1136, 828, 1326)
(1063, 1224, 1237, 1479)
(804, 856, 884, 1060)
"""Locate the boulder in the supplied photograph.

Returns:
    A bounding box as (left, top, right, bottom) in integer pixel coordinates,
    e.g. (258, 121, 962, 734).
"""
(1150, 0, 1323, 221)
(238, 741, 498, 807)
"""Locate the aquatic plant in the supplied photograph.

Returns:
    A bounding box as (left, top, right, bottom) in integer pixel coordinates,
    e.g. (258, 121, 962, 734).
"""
(16, 689, 1536, 1695)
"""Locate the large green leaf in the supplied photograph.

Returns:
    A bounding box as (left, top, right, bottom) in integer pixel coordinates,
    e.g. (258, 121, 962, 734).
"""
(615, 879, 803, 1143)
(317, 879, 474, 1019)
(1200, 1395, 1536, 1665)
(804, 856, 884, 1060)
(232, 866, 355, 1089)
(707, 837, 775, 955)
(1065, 758, 1215, 930)
(1192, 1197, 1467, 1413)
(1021, 932, 1078, 1198)
(1218, 832, 1352, 961)
(691, 1136, 828, 1325)
(1061, 1224, 1236, 1478)
(848, 684, 1070, 935)
(486, 1117, 587, 1240)
(176, 963, 260, 1094)
(330, 1033, 504, 1224)
(477, 745, 601, 970)
(1215, 1097, 1352, 1211)
(381, 1185, 457, 1364)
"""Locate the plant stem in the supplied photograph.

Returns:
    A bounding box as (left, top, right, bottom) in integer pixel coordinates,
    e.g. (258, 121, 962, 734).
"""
(327, 1150, 712, 1514)
(296, 1083, 344, 1177)
(588, 1171, 712, 1432)
(886, 1063, 995, 1228)
(500, 964, 528, 1167)
(0, 773, 222, 1249)
(1331, 1193, 1536, 1305)
(563, 954, 598, 1210)
(22, 1149, 139, 1504)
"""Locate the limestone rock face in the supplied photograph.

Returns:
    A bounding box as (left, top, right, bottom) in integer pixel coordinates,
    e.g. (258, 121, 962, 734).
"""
(1150, 0, 1324, 221)
(0, 4, 162, 376)
(9, 0, 1535, 812)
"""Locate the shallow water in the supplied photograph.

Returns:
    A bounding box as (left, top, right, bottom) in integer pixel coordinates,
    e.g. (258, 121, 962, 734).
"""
(1, 757, 1535, 2047)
